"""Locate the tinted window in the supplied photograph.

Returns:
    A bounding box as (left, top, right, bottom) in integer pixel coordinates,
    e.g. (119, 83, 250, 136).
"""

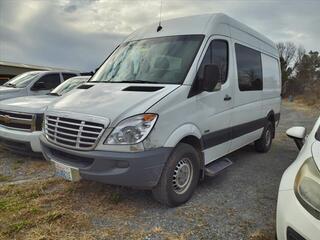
(316, 126, 320, 141)
(197, 40, 228, 86)
(62, 73, 77, 80)
(235, 44, 263, 91)
(34, 73, 61, 90)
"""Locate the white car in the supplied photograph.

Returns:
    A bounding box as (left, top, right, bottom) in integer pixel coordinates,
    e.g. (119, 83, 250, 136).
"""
(0, 70, 80, 101)
(277, 118, 320, 240)
(40, 13, 281, 206)
(0, 76, 89, 154)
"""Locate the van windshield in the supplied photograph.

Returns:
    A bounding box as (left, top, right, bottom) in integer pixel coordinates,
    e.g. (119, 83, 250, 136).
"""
(3, 72, 40, 88)
(90, 35, 204, 84)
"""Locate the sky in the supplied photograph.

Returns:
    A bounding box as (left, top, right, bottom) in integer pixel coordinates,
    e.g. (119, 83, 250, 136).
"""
(0, 0, 320, 72)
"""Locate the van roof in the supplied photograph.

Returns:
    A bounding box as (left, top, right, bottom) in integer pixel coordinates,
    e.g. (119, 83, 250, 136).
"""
(125, 13, 278, 57)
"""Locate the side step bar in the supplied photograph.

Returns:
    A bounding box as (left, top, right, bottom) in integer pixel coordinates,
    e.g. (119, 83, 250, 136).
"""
(204, 158, 233, 177)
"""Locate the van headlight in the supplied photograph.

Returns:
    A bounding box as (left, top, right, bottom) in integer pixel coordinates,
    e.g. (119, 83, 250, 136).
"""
(104, 114, 158, 145)
(294, 157, 320, 219)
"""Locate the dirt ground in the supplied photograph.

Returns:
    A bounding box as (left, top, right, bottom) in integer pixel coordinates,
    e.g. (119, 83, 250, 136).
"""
(0, 101, 318, 240)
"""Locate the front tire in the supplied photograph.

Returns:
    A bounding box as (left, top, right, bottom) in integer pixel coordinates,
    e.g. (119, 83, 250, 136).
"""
(255, 121, 274, 153)
(152, 143, 200, 207)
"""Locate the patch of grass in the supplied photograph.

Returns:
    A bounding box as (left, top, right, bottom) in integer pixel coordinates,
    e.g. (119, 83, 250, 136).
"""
(6, 220, 32, 235)
(0, 174, 10, 182)
(45, 211, 64, 223)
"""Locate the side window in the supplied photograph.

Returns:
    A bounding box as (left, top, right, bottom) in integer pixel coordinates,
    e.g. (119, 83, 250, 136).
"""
(62, 73, 77, 81)
(34, 73, 61, 90)
(235, 44, 263, 91)
(197, 40, 229, 90)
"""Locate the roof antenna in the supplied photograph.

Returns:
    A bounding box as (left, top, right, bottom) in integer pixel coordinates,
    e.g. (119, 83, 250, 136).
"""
(157, 0, 163, 32)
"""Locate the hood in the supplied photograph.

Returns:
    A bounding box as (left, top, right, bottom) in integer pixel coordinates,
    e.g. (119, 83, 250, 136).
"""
(0, 95, 57, 114)
(47, 83, 180, 126)
(0, 86, 24, 101)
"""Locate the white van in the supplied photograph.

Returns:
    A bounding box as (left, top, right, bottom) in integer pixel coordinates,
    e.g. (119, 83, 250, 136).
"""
(0, 71, 80, 101)
(40, 14, 281, 206)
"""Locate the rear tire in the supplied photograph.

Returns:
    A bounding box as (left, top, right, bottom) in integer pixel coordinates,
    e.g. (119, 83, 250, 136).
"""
(255, 121, 274, 153)
(152, 143, 200, 207)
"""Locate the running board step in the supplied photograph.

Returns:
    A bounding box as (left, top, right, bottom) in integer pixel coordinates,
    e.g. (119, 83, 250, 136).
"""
(204, 158, 233, 177)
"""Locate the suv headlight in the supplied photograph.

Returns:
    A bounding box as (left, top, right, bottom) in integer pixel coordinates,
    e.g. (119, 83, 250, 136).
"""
(104, 114, 158, 145)
(295, 157, 320, 219)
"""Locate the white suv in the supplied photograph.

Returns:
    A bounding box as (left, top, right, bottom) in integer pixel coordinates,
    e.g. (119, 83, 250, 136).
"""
(0, 76, 89, 154)
(0, 71, 79, 101)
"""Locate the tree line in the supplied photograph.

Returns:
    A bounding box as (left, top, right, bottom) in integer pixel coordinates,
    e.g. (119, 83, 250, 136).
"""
(277, 42, 320, 101)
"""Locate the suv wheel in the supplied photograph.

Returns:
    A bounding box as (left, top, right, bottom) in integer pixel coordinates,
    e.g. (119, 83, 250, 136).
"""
(255, 121, 274, 153)
(152, 143, 200, 207)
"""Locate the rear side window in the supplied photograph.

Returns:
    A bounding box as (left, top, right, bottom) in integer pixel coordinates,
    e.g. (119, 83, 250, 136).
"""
(197, 40, 229, 85)
(36, 73, 61, 90)
(62, 73, 77, 80)
(235, 44, 263, 91)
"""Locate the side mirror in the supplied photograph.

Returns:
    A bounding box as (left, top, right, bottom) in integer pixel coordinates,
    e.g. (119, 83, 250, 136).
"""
(202, 64, 220, 92)
(286, 126, 306, 150)
(32, 81, 46, 91)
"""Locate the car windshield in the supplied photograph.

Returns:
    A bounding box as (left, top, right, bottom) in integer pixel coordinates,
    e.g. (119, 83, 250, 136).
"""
(3, 72, 40, 88)
(90, 35, 204, 85)
(49, 77, 88, 96)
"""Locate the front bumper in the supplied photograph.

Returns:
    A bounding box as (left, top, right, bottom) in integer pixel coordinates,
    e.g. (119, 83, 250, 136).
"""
(40, 135, 172, 188)
(0, 126, 42, 153)
(276, 189, 320, 240)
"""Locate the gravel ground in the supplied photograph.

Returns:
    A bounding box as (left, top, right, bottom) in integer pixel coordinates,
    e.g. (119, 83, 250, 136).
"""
(0, 101, 318, 240)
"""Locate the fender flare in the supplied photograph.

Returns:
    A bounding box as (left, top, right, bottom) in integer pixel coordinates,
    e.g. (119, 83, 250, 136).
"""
(164, 123, 202, 148)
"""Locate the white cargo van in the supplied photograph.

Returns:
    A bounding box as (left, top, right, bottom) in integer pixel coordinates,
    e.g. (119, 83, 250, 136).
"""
(40, 14, 281, 206)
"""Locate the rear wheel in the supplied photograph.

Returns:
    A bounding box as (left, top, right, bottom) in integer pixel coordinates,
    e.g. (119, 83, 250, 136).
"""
(152, 143, 200, 207)
(255, 121, 274, 153)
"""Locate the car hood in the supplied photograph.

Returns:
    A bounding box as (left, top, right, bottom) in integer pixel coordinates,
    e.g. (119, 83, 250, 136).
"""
(0, 87, 24, 101)
(0, 95, 57, 114)
(47, 83, 180, 126)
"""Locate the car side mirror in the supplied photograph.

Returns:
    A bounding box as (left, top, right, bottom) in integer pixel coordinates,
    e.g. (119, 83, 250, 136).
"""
(32, 81, 46, 91)
(286, 126, 306, 150)
(202, 64, 220, 92)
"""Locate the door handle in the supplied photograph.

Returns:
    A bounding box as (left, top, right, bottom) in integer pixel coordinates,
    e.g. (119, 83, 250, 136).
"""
(224, 95, 232, 101)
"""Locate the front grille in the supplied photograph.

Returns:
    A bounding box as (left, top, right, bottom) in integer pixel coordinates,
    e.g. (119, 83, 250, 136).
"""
(0, 110, 35, 131)
(45, 115, 105, 150)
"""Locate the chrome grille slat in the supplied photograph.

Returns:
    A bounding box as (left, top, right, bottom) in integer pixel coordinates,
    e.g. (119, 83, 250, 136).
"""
(0, 110, 35, 131)
(45, 122, 101, 134)
(45, 115, 105, 150)
(45, 127, 98, 140)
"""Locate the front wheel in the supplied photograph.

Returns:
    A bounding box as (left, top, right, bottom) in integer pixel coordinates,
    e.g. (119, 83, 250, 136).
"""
(152, 143, 200, 207)
(255, 121, 274, 153)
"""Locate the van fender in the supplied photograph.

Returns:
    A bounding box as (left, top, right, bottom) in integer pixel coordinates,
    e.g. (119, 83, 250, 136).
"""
(164, 124, 202, 148)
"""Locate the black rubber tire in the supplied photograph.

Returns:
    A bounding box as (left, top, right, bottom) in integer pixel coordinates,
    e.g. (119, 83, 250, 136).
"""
(255, 121, 274, 153)
(152, 143, 200, 207)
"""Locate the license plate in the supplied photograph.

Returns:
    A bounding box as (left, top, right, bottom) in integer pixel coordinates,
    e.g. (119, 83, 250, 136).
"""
(54, 162, 81, 182)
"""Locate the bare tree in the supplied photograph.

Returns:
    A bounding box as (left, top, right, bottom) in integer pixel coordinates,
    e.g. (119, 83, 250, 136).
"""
(277, 42, 297, 66)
